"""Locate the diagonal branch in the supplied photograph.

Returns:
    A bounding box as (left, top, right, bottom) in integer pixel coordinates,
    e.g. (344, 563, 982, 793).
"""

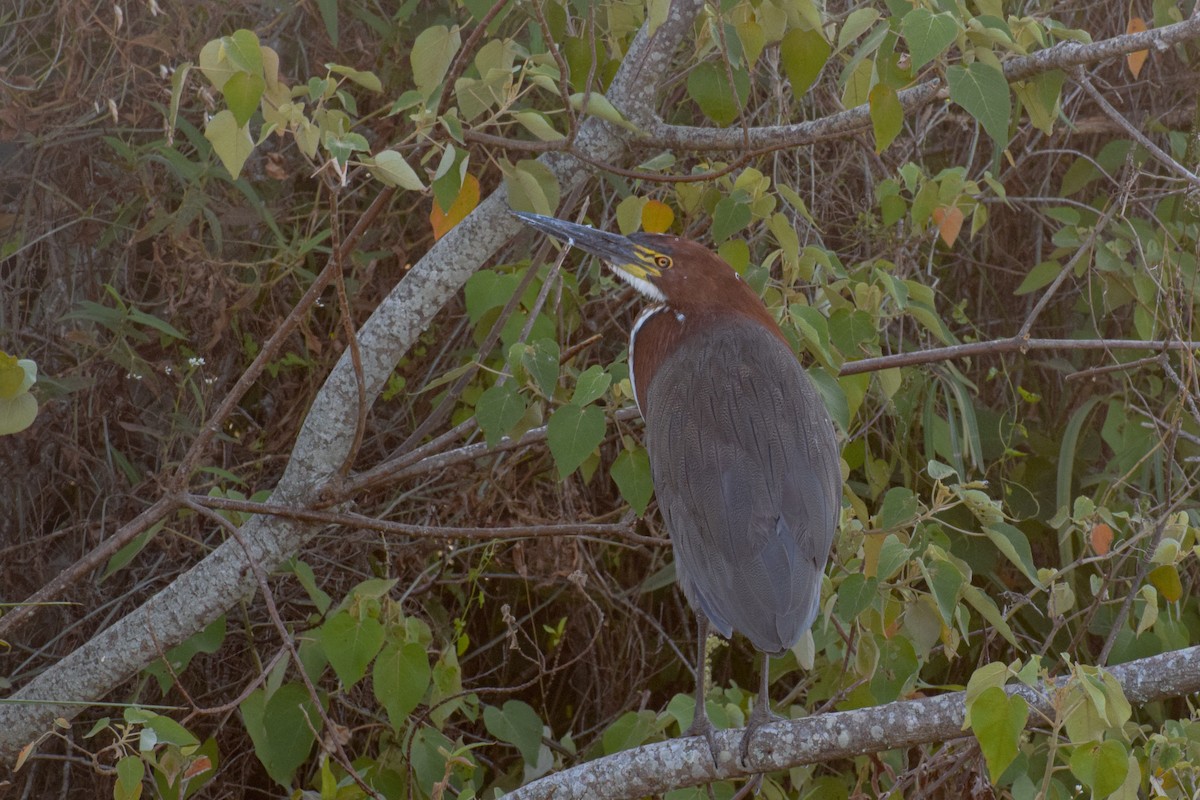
(504, 645, 1200, 799)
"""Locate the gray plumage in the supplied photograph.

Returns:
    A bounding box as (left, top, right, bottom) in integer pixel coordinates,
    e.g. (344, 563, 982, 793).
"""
(642, 316, 840, 655)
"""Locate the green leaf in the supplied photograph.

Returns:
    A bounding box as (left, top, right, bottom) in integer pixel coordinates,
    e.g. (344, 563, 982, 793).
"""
(222, 71, 265, 127)
(504, 159, 561, 216)
(547, 403, 606, 478)
(198, 40, 236, 91)
(686, 62, 750, 126)
(835, 573, 878, 622)
(145, 614, 227, 693)
(1064, 683, 1108, 743)
(928, 557, 964, 625)
(1014, 69, 1064, 136)
(127, 307, 187, 340)
(372, 641, 431, 729)
(240, 683, 320, 786)
(411, 25, 461, 97)
(964, 661, 1011, 717)
(476, 382, 527, 447)
(962, 584, 1018, 646)
(601, 710, 657, 754)
(711, 196, 751, 242)
(429, 650, 463, 727)
(836, 8, 881, 52)
(513, 110, 564, 141)
(968, 686, 1028, 781)
(327, 63, 382, 92)
(568, 93, 639, 131)
(901, 9, 959, 70)
(322, 130, 369, 169)
(1070, 740, 1129, 798)
(521, 338, 560, 398)
(204, 110, 254, 179)
(101, 520, 163, 581)
(841, 59, 873, 109)
(616, 195, 646, 235)
(779, 28, 831, 96)
(484, 700, 545, 765)
(611, 446, 653, 515)
(317, 611, 385, 688)
(1015, 260, 1062, 295)
(877, 487, 918, 530)
(465, 270, 521, 324)
(790, 304, 835, 367)
(572, 365, 611, 406)
(947, 63, 1011, 145)
(317, 0, 338, 45)
(368, 149, 426, 190)
(870, 634, 919, 702)
(284, 558, 332, 615)
(869, 83, 903, 153)
(141, 712, 201, 748)
(223, 30, 264, 76)
(115, 755, 145, 800)
(875, 532, 911, 581)
(984, 522, 1044, 588)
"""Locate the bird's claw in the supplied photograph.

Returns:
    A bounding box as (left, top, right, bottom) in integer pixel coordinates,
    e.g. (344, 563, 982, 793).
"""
(684, 715, 721, 768)
(739, 704, 783, 769)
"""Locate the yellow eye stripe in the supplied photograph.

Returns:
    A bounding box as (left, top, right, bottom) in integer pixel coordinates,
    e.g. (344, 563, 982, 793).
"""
(629, 245, 671, 274)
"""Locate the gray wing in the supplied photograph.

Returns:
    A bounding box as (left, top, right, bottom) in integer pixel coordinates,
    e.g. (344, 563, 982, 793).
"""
(643, 319, 841, 655)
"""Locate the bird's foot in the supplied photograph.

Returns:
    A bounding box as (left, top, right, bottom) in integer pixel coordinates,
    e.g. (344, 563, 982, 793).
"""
(739, 701, 783, 769)
(684, 714, 721, 768)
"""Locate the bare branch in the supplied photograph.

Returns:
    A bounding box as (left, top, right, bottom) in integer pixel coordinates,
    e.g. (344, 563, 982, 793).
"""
(641, 14, 1200, 153)
(505, 645, 1200, 799)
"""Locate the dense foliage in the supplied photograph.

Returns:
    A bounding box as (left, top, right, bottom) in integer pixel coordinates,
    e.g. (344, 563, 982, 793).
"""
(3, 0, 1200, 798)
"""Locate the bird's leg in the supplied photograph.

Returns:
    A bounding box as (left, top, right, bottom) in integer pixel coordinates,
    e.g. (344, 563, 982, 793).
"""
(683, 615, 720, 766)
(740, 652, 782, 768)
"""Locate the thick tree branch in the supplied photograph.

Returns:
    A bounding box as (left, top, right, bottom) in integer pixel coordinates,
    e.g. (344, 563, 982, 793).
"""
(504, 645, 1200, 799)
(0, 0, 707, 761)
(641, 13, 1200, 152)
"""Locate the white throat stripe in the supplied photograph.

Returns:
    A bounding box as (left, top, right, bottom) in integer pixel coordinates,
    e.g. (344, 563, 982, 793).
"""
(628, 305, 670, 415)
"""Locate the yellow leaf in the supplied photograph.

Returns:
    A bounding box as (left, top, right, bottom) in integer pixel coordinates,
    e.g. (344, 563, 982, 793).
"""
(430, 174, 480, 240)
(0, 353, 24, 398)
(1148, 564, 1183, 602)
(932, 206, 964, 248)
(1126, 17, 1148, 78)
(641, 199, 674, 233)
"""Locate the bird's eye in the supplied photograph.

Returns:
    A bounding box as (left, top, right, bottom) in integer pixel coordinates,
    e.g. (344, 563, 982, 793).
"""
(653, 255, 672, 269)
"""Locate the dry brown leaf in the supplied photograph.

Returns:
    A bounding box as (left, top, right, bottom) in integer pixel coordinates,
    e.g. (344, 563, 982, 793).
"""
(1127, 17, 1148, 78)
(1090, 522, 1114, 555)
(932, 206, 964, 248)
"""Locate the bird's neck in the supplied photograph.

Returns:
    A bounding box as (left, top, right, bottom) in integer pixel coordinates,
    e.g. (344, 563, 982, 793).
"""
(627, 298, 787, 413)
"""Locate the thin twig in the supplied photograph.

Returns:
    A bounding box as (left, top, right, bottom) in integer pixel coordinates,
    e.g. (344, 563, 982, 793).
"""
(1016, 201, 1120, 339)
(1072, 68, 1200, 191)
(187, 492, 661, 545)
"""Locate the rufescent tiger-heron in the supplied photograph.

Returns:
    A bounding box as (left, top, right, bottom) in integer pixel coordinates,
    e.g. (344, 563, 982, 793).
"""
(514, 211, 842, 766)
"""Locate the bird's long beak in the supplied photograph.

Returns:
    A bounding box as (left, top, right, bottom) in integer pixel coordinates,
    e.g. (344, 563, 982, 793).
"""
(512, 211, 662, 280)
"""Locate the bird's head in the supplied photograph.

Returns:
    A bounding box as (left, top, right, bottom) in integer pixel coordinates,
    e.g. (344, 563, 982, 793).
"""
(513, 211, 749, 313)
